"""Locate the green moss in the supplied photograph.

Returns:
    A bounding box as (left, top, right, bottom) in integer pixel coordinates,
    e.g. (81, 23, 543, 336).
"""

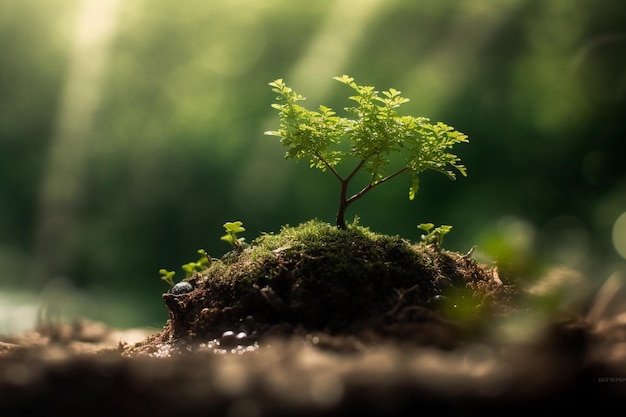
(198, 218, 432, 287)
(155, 218, 513, 344)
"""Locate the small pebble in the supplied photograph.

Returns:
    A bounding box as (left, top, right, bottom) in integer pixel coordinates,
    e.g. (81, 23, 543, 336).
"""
(171, 281, 193, 295)
(220, 330, 237, 348)
(220, 330, 249, 349)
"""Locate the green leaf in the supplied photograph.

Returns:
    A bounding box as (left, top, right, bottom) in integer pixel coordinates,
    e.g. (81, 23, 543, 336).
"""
(418, 223, 434, 233)
(409, 176, 419, 200)
(159, 269, 175, 286)
(333, 75, 355, 86)
(223, 221, 245, 234)
(221, 234, 235, 244)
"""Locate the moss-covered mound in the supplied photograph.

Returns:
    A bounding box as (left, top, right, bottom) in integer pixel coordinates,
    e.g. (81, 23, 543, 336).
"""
(129, 220, 518, 355)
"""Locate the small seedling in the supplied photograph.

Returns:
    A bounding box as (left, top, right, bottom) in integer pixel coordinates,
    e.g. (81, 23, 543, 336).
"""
(159, 222, 247, 287)
(266, 75, 468, 230)
(418, 223, 452, 247)
(159, 249, 211, 287)
(221, 221, 246, 251)
(181, 249, 212, 278)
(159, 269, 176, 286)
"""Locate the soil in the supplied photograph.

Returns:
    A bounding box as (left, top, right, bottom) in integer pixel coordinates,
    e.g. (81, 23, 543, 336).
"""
(135, 220, 518, 356)
(1, 221, 625, 415)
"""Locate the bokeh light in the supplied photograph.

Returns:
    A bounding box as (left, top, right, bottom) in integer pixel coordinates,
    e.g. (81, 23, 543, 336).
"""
(613, 212, 626, 259)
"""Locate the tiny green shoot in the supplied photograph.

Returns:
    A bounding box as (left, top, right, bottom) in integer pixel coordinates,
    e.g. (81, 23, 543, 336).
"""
(159, 223, 246, 287)
(418, 223, 453, 247)
(159, 249, 212, 287)
(221, 221, 246, 251)
(159, 269, 176, 287)
(181, 249, 212, 278)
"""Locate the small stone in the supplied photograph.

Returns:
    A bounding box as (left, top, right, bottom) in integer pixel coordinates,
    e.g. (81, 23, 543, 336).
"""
(220, 330, 249, 349)
(220, 330, 236, 348)
(235, 331, 248, 344)
(171, 281, 193, 295)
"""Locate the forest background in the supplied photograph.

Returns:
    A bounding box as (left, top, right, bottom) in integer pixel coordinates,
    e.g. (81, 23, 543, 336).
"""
(1, 0, 624, 331)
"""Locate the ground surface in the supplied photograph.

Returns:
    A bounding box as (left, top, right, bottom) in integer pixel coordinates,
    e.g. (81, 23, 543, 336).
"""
(1, 222, 624, 415)
(0, 312, 624, 417)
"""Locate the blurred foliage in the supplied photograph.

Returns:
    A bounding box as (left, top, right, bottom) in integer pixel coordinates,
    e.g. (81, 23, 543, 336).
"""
(0, 0, 625, 328)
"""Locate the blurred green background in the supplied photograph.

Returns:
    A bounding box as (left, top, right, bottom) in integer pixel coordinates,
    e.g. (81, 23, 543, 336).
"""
(1, 0, 625, 332)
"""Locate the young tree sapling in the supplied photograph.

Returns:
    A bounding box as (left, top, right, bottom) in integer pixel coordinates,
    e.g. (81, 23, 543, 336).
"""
(265, 75, 468, 229)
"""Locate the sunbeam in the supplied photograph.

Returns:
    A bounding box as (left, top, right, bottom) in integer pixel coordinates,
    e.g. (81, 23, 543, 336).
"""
(286, 0, 386, 101)
(32, 0, 121, 284)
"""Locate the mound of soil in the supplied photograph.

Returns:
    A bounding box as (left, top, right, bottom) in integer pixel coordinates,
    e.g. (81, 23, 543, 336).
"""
(127, 220, 516, 356)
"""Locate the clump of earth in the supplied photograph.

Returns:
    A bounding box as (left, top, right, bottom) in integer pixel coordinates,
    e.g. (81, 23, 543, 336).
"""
(125, 219, 518, 357)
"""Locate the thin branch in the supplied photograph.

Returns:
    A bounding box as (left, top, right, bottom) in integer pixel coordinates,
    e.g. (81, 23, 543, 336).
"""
(346, 179, 374, 205)
(374, 167, 409, 186)
(313, 150, 343, 182)
(345, 167, 408, 205)
(345, 159, 366, 183)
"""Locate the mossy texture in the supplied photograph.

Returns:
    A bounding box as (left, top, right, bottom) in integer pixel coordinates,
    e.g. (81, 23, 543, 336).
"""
(147, 220, 515, 352)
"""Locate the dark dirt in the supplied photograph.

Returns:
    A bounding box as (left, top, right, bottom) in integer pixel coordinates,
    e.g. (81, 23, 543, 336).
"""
(130, 221, 517, 357)
(1, 222, 625, 415)
(0, 312, 625, 416)
(139, 251, 512, 356)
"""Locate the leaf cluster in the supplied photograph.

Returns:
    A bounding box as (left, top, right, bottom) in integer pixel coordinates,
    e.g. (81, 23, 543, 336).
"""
(265, 75, 468, 203)
(418, 223, 453, 247)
